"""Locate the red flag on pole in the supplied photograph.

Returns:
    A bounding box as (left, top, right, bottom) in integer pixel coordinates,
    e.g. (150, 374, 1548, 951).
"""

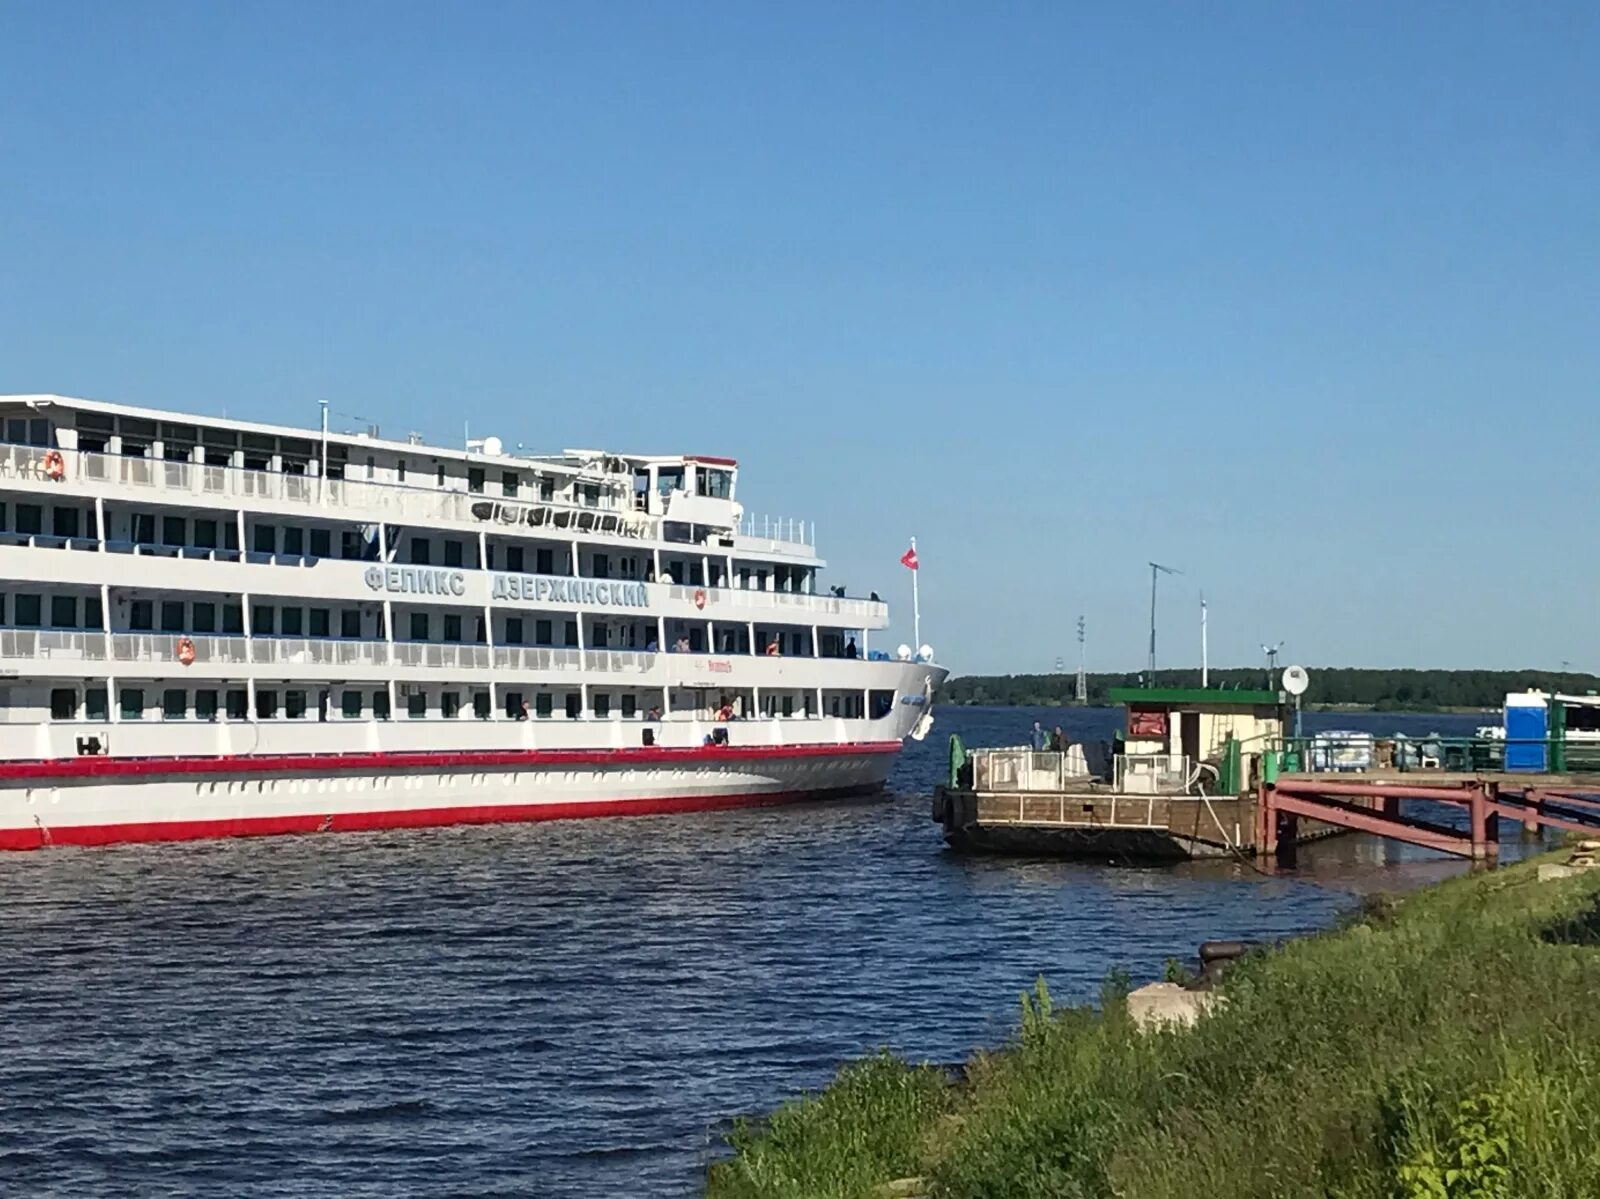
(900, 544, 919, 571)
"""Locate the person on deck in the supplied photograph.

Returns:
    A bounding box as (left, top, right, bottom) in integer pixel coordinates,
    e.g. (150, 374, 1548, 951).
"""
(845, 638, 858, 659)
(1030, 721, 1048, 751)
(1050, 726, 1068, 753)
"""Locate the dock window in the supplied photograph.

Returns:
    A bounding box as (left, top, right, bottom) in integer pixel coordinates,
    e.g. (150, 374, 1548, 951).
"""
(407, 692, 426, 719)
(226, 689, 248, 720)
(194, 519, 218, 550)
(224, 604, 244, 635)
(502, 471, 518, 497)
(120, 688, 144, 720)
(310, 608, 329, 637)
(535, 548, 554, 574)
(281, 608, 303, 637)
(163, 689, 187, 720)
(252, 605, 274, 636)
(444, 540, 463, 567)
(195, 690, 218, 721)
(506, 545, 524, 572)
(50, 689, 76, 720)
(16, 504, 41, 536)
(252, 524, 275, 555)
(504, 690, 524, 719)
(441, 691, 460, 719)
(565, 693, 580, 719)
(84, 596, 102, 629)
(161, 601, 184, 633)
(473, 691, 491, 720)
(342, 690, 363, 719)
(341, 609, 361, 638)
(622, 694, 636, 718)
(53, 508, 81, 540)
(409, 537, 431, 565)
(443, 614, 462, 642)
(256, 690, 277, 719)
(593, 693, 610, 718)
(564, 620, 578, 647)
(505, 617, 524, 645)
(535, 619, 552, 646)
(468, 467, 485, 494)
(310, 528, 330, 558)
(192, 604, 215, 634)
(410, 613, 428, 640)
(86, 688, 108, 721)
(50, 596, 76, 628)
(536, 693, 553, 718)
(373, 690, 391, 720)
(162, 516, 185, 547)
(129, 600, 152, 631)
(15, 594, 41, 627)
(285, 690, 306, 720)
(282, 526, 304, 556)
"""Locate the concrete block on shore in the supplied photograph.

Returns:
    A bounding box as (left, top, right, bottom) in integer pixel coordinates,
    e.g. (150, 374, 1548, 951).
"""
(1127, 982, 1221, 1029)
(1538, 863, 1594, 881)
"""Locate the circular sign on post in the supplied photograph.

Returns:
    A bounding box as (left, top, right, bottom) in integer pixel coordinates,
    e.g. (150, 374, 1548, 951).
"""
(1282, 665, 1310, 696)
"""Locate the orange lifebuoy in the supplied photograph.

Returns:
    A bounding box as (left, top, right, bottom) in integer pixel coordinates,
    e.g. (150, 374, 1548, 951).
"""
(176, 636, 196, 667)
(693, 588, 707, 610)
(42, 450, 65, 481)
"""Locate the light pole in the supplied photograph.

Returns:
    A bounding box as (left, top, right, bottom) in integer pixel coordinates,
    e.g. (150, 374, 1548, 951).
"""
(1148, 562, 1182, 685)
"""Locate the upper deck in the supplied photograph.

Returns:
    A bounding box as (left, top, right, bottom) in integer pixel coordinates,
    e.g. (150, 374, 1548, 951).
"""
(0, 394, 819, 563)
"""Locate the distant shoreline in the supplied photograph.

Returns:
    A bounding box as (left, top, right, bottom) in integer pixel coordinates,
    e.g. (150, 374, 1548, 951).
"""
(940, 667, 1593, 712)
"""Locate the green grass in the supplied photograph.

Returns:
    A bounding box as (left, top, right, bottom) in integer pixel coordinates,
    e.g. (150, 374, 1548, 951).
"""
(706, 856, 1600, 1198)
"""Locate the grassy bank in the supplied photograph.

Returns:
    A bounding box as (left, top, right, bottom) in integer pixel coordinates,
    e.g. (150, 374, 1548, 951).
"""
(707, 855, 1600, 1198)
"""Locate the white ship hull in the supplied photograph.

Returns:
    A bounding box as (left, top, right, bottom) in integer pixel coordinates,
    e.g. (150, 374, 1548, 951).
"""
(0, 740, 903, 850)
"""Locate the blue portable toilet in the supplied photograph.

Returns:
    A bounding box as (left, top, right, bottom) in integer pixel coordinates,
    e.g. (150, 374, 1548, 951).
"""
(1504, 692, 1548, 772)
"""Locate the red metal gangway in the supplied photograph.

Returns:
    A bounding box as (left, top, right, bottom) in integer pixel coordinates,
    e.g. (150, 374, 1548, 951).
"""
(1258, 776, 1600, 862)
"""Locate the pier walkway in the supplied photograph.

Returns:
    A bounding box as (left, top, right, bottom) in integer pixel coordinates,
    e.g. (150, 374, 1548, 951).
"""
(1259, 738, 1600, 861)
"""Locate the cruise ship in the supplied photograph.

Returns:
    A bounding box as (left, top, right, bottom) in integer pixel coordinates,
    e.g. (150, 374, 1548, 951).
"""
(0, 394, 945, 850)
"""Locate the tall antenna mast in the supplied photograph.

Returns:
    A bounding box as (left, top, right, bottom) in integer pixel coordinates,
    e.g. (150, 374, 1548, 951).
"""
(1075, 615, 1087, 704)
(1148, 562, 1182, 685)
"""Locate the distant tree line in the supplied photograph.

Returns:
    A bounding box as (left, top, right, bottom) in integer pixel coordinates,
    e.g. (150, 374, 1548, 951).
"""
(941, 668, 1600, 711)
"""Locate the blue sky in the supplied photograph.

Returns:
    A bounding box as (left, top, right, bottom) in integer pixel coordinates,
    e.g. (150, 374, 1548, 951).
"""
(3, 2, 1596, 675)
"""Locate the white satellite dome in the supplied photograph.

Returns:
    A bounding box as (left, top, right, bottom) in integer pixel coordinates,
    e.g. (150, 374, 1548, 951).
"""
(895, 644, 913, 661)
(918, 644, 934, 662)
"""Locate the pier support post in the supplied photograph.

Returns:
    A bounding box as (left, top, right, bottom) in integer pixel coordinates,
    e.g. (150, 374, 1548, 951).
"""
(1469, 784, 1494, 861)
(1255, 783, 1275, 859)
(1522, 789, 1543, 839)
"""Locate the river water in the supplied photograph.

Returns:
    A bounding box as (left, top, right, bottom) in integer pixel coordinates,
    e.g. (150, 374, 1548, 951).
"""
(0, 706, 1516, 1196)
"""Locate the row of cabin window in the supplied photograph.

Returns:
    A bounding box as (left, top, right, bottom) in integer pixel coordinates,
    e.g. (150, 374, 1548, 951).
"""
(2, 503, 803, 592)
(51, 687, 644, 722)
(72, 414, 575, 498)
(1, 594, 105, 630)
(0, 502, 98, 540)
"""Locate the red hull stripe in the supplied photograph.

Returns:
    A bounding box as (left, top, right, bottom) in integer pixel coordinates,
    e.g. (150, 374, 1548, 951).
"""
(0, 784, 882, 850)
(0, 740, 902, 783)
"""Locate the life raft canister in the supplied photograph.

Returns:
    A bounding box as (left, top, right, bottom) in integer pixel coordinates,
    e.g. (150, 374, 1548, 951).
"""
(176, 636, 197, 666)
(693, 588, 707, 610)
(42, 450, 65, 481)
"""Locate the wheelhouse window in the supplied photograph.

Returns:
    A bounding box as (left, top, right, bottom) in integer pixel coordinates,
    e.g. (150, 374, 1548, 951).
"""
(342, 691, 363, 718)
(120, 688, 144, 720)
(14, 594, 41, 627)
(695, 467, 732, 499)
(195, 690, 219, 721)
(50, 596, 76, 628)
(163, 689, 187, 720)
(50, 688, 76, 720)
(407, 692, 426, 719)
